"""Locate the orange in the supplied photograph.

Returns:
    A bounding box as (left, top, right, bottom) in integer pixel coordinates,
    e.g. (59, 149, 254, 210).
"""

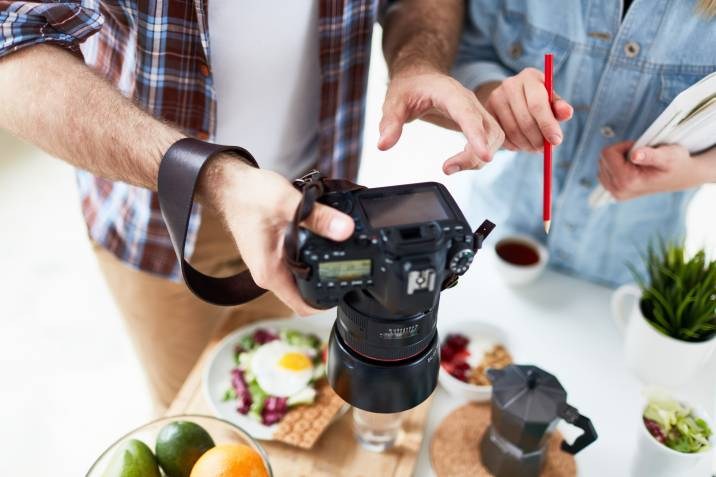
(189, 444, 269, 477)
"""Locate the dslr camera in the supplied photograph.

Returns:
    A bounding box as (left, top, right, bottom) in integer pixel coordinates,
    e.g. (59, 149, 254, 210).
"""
(291, 180, 494, 413)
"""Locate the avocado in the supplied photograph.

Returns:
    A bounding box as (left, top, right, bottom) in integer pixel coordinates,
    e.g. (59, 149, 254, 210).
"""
(155, 420, 215, 477)
(101, 439, 161, 477)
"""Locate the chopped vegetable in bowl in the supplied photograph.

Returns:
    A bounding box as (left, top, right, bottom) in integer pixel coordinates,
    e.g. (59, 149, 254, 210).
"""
(643, 396, 712, 453)
(222, 328, 325, 426)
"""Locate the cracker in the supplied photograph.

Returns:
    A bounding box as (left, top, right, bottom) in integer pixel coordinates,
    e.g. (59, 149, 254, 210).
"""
(273, 380, 346, 449)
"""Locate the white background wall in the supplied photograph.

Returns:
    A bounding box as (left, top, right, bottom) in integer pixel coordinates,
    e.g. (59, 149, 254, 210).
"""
(0, 26, 714, 476)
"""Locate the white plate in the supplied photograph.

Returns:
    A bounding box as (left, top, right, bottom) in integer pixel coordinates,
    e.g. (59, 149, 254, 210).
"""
(437, 320, 512, 402)
(203, 314, 334, 440)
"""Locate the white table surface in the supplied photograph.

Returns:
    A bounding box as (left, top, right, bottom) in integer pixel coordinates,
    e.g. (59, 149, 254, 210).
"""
(412, 247, 716, 477)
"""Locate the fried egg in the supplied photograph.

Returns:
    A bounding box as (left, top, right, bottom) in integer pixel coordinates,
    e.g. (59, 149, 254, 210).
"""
(250, 341, 314, 397)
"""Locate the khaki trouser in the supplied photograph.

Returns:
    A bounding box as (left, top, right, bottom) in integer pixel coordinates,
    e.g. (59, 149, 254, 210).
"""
(93, 212, 292, 414)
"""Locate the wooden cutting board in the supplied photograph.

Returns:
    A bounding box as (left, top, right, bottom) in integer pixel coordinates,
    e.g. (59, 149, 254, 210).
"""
(167, 337, 432, 477)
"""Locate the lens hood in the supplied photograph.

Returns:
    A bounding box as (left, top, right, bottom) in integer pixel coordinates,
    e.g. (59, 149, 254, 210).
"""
(326, 322, 440, 413)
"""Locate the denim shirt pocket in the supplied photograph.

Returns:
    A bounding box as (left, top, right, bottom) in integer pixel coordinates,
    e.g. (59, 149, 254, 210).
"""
(658, 72, 712, 108)
(492, 9, 571, 75)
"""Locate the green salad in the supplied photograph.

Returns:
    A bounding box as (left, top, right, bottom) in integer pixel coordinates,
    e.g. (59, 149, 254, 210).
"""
(643, 396, 712, 453)
(222, 328, 325, 426)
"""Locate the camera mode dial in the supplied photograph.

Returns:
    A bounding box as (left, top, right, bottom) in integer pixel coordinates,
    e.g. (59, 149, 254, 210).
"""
(449, 244, 475, 275)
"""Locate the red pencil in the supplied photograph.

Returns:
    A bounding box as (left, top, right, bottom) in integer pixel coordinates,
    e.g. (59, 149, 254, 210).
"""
(543, 53, 553, 234)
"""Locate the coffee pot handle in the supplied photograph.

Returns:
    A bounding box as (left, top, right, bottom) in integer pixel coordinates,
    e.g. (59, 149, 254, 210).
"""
(559, 404, 598, 455)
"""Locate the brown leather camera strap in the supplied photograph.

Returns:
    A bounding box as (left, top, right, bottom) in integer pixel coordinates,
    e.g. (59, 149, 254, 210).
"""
(157, 139, 363, 306)
(158, 138, 266, 306)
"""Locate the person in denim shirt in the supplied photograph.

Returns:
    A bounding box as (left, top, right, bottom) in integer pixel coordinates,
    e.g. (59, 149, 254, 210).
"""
(452, 0, 716, 286)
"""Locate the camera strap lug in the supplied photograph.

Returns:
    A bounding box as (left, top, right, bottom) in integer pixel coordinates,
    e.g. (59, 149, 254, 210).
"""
(473, 219, 496, 251)
(292, 169, 323, 188)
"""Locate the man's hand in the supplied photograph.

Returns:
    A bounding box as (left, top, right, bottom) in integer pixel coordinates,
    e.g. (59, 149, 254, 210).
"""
(206, 160, 354, 315)
(477, 68, 573, 152)
(379, 69, 504, 174)
(598, 141, 716, 201)
(381, 0, 503, 174)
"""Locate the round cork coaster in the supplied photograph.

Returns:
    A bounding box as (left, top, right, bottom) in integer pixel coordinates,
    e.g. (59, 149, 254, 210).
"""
(431, 403, 576, 477)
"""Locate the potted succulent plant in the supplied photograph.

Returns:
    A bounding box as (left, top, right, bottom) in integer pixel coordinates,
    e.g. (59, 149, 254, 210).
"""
(634, 241, 716, 342)
(612, 241, 716, 387)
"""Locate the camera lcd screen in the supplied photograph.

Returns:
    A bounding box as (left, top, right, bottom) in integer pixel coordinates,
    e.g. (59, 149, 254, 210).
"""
(360, 190, 450, 228)
(319, 259, 371, 281)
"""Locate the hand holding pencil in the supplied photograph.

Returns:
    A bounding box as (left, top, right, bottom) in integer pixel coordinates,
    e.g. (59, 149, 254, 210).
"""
(477, 54, 573, 231)
(479, 63, 573, 153)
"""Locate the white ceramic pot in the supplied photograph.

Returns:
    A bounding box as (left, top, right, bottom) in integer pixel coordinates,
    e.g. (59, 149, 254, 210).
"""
(631, 400, 714, 477)
(611, 284, 716, 387)
(493, 234, 548, 286)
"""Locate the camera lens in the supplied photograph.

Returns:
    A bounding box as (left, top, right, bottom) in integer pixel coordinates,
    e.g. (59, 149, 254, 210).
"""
(336, 290, 437, 361)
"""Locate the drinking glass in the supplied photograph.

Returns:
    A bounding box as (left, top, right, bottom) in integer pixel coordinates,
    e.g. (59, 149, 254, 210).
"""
(352, 408, 404, 452)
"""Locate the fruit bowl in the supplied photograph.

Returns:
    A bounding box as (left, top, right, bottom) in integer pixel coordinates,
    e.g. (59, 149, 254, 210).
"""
(86, 414, 273, 477)
(437, 320, 512, 402)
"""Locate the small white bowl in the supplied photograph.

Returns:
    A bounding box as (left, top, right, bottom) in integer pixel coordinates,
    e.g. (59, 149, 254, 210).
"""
(437, 320, 511, 402)
(631, 396, 714, 477)
(493, 234, 548, 286)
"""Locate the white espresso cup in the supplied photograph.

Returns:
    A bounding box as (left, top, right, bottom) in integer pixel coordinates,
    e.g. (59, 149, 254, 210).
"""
(493, 234, 548, 286)
(631, 399, 714, 477)
(611, 284, 716, 387)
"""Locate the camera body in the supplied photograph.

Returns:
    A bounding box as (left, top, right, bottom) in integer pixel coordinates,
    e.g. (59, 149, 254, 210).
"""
(294, 182, 477, 316)
(290, 180, 493, 413)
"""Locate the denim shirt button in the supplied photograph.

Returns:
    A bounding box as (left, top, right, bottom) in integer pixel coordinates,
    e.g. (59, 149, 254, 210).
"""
(600, 126, 615, 138)
(579, 177, 594, 188)
(509, 42, 523, 59)
(624, 41, 640, 58)
(555, 249, 568, 261)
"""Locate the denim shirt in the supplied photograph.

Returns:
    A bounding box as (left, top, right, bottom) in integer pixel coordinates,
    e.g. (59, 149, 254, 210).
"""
(453, 0, 716, 287)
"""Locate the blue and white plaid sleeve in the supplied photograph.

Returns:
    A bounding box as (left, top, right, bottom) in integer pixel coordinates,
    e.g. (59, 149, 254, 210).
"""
(0, 1, 103, 59)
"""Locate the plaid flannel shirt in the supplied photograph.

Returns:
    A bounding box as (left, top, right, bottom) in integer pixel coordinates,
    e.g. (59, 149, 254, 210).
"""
(0, 0, 379, 279)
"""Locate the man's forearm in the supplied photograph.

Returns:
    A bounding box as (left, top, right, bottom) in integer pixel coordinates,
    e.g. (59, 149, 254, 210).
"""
(0, 44, 251, 207)
(0, 45, 184, 190)
(382, 0, 464, 76)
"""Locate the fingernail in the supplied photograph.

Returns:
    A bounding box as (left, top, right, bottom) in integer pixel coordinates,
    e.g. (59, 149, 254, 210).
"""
(329, 217, 352, 237)
(548, 134, 562, 145)
(445, 165, 461, 175)
(632, 152, 644, 163)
